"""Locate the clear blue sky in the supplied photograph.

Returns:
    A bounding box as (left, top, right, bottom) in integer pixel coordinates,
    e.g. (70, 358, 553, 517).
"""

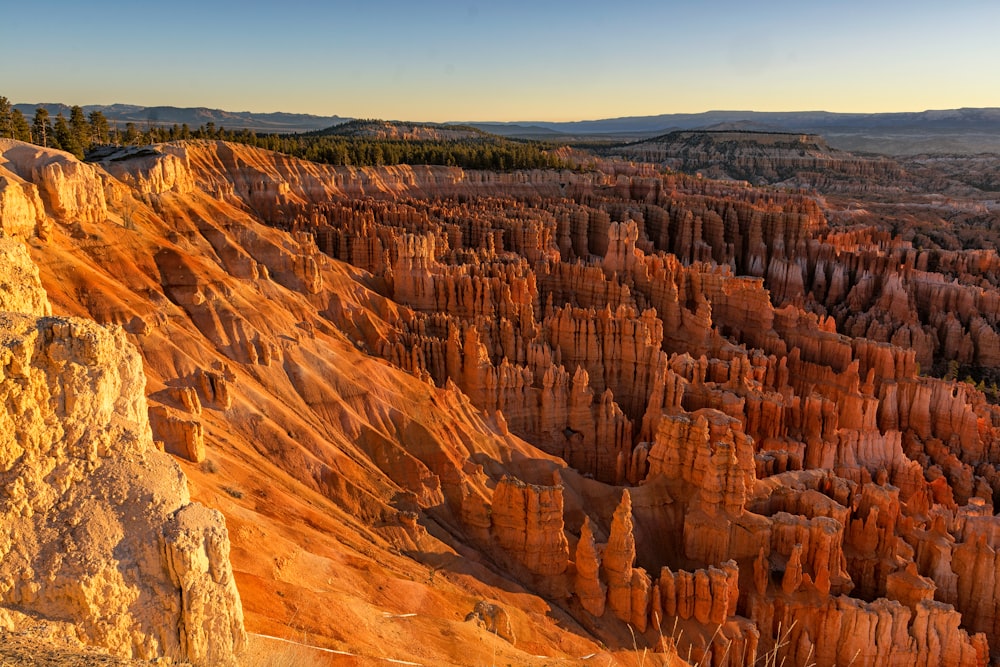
(3, 1, 998, 122)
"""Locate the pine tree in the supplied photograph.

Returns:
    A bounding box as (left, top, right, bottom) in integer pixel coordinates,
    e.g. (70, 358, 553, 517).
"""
(32, 107, 51, 147)
(11, 109, 31, 141)
(88, 110, 110, 145)
(69, 105, 90, 154)
(124, 122, 139, 145)
(54, 113, 84, 157)
(0, 96, 12, 139)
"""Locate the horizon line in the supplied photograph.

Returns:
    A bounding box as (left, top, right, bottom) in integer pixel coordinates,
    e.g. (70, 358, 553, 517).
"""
(9, 100, 1000, 126)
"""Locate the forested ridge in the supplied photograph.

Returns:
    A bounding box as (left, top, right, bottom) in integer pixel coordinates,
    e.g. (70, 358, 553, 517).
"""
(0, 97, 570, 170)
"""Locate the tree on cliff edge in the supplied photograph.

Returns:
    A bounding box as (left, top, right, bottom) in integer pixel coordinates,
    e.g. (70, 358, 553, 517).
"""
(0, 96, 11, 139)
(69, 105, 90, 154)
(10, 109, 31, 142)
(54, 113, 83, 158)
(88, 110, 110, 145)
(32, 107, 51, 148)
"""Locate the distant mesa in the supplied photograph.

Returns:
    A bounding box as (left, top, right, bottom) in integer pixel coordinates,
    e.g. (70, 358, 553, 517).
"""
(694, 120, 788, 132)
(313, 118, 487, 141)
(608, 128, 905, 188)
(463, 122, 569, 138)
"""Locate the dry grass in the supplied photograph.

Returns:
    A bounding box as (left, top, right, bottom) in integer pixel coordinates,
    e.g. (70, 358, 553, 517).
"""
(0, 628, 154, 666)
(759, 620, 821, 667)
(239, 634, 331, 667)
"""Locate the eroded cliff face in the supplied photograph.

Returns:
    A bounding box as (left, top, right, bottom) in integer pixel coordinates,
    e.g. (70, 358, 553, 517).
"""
(611, 131, 905, 192)
(0, 237, 245, 664)
(6, 137, 1000, 666)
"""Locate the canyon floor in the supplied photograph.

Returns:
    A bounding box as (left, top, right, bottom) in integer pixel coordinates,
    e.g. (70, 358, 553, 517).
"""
(3, 135, 1000, 666)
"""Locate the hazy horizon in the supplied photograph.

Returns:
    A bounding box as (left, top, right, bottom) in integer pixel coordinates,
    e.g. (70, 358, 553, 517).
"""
(8, 101, 1000, 126)
(4, 0, 999, 123)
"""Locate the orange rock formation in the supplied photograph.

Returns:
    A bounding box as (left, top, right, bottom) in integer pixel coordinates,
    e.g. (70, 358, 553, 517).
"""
(3, 136, 1000, 666)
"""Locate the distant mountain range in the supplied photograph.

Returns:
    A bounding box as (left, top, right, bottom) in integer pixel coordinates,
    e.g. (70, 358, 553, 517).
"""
(13, 103, 1000, 155)
(467, 108, 1000, 154)
(471, 107, 1000, 135)
(12, 103, 347, 134)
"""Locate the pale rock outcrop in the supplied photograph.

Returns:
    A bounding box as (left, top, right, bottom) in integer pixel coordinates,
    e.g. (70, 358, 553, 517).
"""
(98, 145, 196, 195)
(0, 139, 107, 225)
(0, 240, 245, 664)
(0, 157, 47, 239)
(162, 503, 245, 665)
(0, 239, 51, 316)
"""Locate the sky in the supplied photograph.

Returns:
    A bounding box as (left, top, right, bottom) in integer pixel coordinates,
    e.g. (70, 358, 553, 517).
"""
(2, 1, 999, 122)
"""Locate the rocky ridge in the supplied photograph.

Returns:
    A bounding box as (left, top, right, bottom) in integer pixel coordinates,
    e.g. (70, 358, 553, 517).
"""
(319, 119, 485, 141)
(3, 137, 1000, 665)
(610, 131, 905, 191)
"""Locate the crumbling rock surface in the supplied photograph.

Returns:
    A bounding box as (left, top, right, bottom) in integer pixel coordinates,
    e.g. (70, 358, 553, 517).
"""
(0, 235, 244, 665)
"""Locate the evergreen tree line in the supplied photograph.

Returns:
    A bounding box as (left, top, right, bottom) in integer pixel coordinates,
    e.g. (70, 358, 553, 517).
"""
(0, 97, 205, 159)
(243, 132, 568, 170)
(0, 97, 112, 159)
(0, 96, 569, 170)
